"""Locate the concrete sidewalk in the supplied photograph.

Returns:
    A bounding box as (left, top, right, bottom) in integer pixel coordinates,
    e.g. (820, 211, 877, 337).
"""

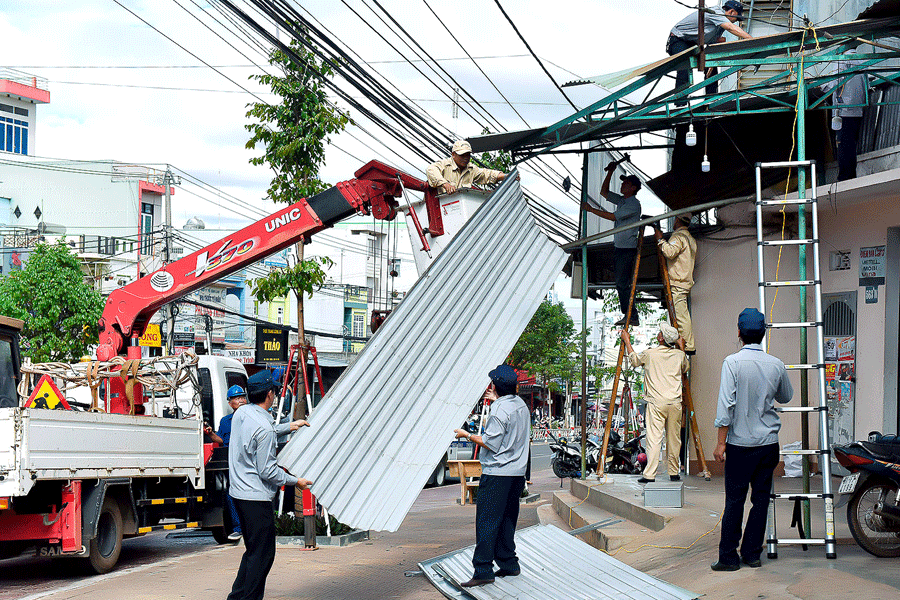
(20, 469, 900, 600)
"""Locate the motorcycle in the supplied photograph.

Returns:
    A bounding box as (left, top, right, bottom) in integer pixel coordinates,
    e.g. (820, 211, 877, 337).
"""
(606, 432, 647, 475)
(548, 432, 600, 478)
(833, 432, 900, 557)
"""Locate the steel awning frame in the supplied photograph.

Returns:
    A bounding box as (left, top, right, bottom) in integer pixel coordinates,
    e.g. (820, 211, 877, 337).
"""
(471, 18, 900, 163)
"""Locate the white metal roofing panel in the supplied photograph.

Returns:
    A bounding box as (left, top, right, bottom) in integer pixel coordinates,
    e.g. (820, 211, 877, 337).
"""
(277, 173, 565, 532)
(419, 525, 699, 600)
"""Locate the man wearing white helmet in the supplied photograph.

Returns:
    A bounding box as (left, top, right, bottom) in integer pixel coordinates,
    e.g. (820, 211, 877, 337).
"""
(621, 322, 688, 483)
(426, 140, 509, 194)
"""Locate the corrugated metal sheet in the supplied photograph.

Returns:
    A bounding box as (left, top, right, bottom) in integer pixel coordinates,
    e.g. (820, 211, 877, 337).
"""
(419, 525, 699, 600)
(277, 174, 566, 532)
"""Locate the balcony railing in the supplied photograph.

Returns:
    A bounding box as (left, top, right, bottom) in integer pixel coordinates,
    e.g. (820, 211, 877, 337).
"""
(0, 68, 49, 91)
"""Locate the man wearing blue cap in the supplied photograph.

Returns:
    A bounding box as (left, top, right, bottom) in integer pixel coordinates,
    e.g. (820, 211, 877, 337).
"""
(666, 1, 752, 101)
(453, 364, 530, 588)
(712, 308, 793, 571)
(227, 370, 312, 600)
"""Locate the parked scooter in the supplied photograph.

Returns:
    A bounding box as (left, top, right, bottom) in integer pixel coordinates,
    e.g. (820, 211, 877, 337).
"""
(833, 432, 900, 557)
(606, 432, 647, 475)
(548, 432, 600, 478)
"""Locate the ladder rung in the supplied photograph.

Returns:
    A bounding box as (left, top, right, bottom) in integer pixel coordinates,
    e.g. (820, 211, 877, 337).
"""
(779, 449, 829, 455)
(776, 406, 827, 412)
(784, 364, 825, 370)
(760, 280, 819, 287)
(767, 321, 822, 329)
(759, 239, 818, 246)
(769, 538, 827, 545)
(758, 199, 816, 206)
(758, 160, 816, 168)
(773, 493, 826, 500)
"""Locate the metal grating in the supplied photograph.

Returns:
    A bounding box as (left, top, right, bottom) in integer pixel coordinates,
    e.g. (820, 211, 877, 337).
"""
(277, 174, 566, 532)
(419, 525, 699, 600)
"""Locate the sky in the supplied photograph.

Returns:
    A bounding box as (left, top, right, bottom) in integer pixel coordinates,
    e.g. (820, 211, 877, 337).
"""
(1, 0, 700, 326)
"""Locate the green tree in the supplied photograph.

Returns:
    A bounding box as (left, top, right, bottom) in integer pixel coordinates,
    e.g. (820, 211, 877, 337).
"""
(508, 299, 579, 418)
(245, 27, 348, 418)
(0, 242, 103, 362)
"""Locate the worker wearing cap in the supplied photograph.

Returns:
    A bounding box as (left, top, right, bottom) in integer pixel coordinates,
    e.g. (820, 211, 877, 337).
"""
(227, 371, 312, 600)
(712, 309, 792, 571)
(426, 140, 508, 195)
(453, 365, 529, 588)
(582, 156, 642, 326)
(655, 215, 697, 354)
(621, 323, 688, 484)
(666, 1, 751, 101)
(217, 385, 248, 541)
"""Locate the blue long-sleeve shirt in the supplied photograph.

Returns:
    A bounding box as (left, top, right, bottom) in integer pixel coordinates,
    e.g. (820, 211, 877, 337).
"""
(715, 344, 793, 447)
(228, 403, 298, 501)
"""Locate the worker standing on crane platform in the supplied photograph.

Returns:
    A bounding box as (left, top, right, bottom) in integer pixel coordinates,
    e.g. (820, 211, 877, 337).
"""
(666, 0, 751, 100)
(621, 323, 688, 484)
(655, 215, 697, 354)
(426, 140, 509, 194)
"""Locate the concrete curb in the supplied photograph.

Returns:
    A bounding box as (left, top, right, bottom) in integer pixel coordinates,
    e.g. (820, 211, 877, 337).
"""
(276, 529, 370, 548)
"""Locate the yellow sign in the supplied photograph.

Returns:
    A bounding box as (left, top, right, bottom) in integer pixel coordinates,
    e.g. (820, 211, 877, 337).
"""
(25, 375, 71, 410)
(139, 323, 162, 347)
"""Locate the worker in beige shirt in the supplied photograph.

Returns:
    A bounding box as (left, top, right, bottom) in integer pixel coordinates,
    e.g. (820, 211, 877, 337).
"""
(426, 140, 508, 194)
(655, 216, 697, 354)
(621, 323, 688, 484)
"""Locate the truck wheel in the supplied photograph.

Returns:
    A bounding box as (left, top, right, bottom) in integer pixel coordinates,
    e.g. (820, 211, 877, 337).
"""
(210, 526, 231, 545)
(434, 462, 446, 487)
(86, 499, 123, 574)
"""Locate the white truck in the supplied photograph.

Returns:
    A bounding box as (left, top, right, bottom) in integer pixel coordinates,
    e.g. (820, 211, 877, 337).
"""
(0, 318, 247, 574)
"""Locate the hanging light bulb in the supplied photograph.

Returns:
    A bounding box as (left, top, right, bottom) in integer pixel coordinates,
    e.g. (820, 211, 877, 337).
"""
(685, 123, 697, 146)
(831, 114, 843, 131)
(701, 155, 711, 172)
(700, 123, 710, 172)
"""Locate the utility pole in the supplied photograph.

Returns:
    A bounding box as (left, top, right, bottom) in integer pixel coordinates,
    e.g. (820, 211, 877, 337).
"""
(698, 0, 706, 73)
(163, 167, 175, 356)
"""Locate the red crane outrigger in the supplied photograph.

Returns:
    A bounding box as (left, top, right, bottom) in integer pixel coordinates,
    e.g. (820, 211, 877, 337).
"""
(96, 161, 442, 367)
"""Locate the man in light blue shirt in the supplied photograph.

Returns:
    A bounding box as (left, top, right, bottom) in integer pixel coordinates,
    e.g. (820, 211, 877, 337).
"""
(227, 371, 311, 600)
(454, 365, 529, 588)
(712, 308, 792, 572)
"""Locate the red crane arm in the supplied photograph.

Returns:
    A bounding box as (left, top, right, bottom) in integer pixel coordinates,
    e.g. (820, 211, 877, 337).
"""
(97, 160, 441, 361)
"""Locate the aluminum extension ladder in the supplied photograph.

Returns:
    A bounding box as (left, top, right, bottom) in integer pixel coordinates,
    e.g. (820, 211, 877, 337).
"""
(755, 160, 836, 559)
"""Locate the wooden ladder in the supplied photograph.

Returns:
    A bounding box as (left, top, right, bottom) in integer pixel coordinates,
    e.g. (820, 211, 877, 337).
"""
(597, 226, 711, 480)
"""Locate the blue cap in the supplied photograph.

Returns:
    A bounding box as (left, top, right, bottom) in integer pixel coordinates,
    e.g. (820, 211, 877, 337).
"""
(724, 1, 745, 16)
(488, 365, 518, 388)
(227, 385, 246, 400)
(738, 308, 766, 336)
(246, 370, 277, 396)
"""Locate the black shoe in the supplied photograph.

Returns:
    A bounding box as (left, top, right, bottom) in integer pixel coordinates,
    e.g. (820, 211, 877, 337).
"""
(741, 557, 762, 568)
(670, 475, 681, 481)
(710, 561, 740, 572)
(686, 349, 696, 356)
(461, 577, 495, 587)
(494, 568, 520, 577)
(614, 317, 627, 327)
(637, 477, 655, 484)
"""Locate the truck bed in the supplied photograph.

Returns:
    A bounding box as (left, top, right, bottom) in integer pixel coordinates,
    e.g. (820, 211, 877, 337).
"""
(0, 408, 204, 497)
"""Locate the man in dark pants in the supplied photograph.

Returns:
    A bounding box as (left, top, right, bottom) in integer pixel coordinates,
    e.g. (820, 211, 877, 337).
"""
(453, 365, 530, 588)
(712, 309, 792, 571)
(822, 49, 868, 181)
(228, 371, 312, 600)
(581, 156, 642, 326)
(666, 1, 751, 102)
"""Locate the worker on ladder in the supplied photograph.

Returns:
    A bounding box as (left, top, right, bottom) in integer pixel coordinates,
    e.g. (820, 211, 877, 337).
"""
(654, 215, 697, 355)
(582, 156, 642, 327)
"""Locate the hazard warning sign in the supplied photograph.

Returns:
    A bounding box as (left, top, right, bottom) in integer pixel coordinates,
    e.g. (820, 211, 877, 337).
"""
(25, 375, 72, 410)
